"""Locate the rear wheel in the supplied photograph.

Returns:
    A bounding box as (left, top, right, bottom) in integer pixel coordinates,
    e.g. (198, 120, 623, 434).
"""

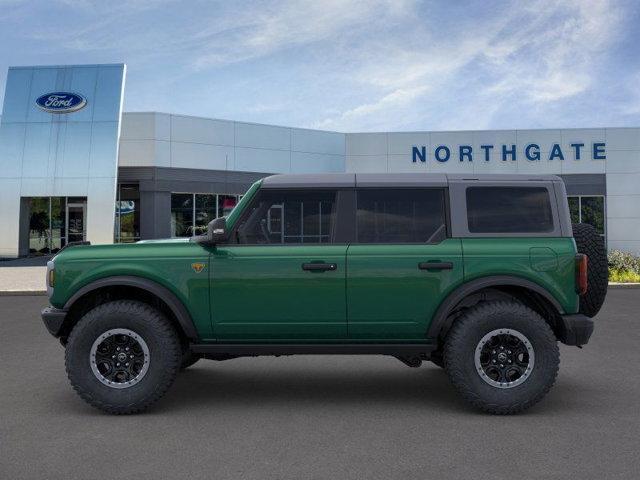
(444, 301, 559, 414)
(572, 222, 608, 318)
(65, 300, 181, 414)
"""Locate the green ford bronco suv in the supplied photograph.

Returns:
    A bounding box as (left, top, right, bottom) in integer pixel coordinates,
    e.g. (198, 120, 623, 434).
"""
(41, 173, 607, 415)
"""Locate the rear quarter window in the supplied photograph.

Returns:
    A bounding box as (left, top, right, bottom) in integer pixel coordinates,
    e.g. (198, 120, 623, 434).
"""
(466, 186, 554, 233)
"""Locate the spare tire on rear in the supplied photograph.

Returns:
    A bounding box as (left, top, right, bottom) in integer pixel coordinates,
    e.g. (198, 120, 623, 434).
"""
(572, 223, 608, 317)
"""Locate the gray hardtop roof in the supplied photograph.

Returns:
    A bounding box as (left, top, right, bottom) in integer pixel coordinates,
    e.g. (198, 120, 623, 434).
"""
(261, 173, 563, 188)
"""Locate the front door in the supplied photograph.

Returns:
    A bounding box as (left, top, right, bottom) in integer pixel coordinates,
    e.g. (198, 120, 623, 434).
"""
(211, 188, 347, 340)
(346, 188, 464, 340)
(66, 201, 86, 244)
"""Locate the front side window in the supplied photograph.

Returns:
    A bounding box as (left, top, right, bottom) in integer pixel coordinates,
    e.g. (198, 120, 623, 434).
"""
(466, 187, 554, 233)
(235, 190, 336, 244)
(356, 188, 447, 243)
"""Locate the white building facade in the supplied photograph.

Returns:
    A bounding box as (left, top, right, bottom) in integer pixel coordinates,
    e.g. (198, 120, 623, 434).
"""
(1, 64, 639, 257)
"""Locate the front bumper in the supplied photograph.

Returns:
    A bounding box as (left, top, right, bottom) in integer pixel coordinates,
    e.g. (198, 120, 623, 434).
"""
(557, 314, 594, 346)
(41, 307, 67, 338)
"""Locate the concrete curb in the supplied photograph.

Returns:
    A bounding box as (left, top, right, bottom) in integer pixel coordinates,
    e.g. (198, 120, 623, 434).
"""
(608, 283, 640, 289)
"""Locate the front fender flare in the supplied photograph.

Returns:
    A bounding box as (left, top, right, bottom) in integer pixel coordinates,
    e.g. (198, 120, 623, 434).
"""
(63, 275, 199, 341)
(426, 275, 565, 340)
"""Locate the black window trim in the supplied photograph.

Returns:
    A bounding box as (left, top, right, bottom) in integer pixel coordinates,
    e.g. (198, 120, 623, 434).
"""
(465, 185, 555, 235)
(448, 181, 563, 238)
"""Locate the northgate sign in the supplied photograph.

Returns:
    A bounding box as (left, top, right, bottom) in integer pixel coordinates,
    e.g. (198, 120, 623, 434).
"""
(412, 142, 606, 163)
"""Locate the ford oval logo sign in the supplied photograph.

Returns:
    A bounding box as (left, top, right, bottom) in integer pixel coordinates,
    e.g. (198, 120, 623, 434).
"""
(35, 92, 87, 114)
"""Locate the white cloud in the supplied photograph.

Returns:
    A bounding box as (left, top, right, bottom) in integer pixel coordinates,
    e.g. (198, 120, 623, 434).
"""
(1, 0, 630, 130)
(191, 0, 412, 69)
(314, 0, 625, 130)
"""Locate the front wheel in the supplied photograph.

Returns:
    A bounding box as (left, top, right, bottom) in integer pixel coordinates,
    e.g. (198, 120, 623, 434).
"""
(443, 301, 559, 414)
(65, 300, 181, 414)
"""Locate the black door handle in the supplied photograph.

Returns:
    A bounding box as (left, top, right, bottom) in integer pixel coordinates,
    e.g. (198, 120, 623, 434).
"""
(418, 261, 453, 271)
(302, 262, 337, 272)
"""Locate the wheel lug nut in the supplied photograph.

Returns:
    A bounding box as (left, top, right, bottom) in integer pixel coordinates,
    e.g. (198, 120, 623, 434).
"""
(508, 360, 512, 363)
(126, 347, 129, 351)
(492, 350, 496, 354)
(500, 346, 504, 350)
(125, 363, 129, 366)
(116, 363, 120, 366)
(500, 364, 504, 368)
(492, 360, 496, 363)
(130, 355, 134, 358)
(112, 355, 115, 359)
(117, 347, 120, 351)
(507, 350, 511, 354)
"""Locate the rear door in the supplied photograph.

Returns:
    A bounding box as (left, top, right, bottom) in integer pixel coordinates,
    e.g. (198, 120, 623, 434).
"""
(346, 188, 463, 340)
(211, 188, 348, 340)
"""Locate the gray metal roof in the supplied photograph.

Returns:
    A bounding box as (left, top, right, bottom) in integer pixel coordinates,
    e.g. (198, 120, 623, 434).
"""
(261, 173, 563, 188)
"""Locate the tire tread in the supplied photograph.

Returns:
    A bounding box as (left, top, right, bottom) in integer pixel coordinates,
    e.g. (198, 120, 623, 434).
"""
(444, 301, 559, 415)
(65, 300, 181, 415)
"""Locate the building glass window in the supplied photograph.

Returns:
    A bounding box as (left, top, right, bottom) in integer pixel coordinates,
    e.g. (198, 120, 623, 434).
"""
(115, 184, 140, 243)
(28, 197, 53, 255)
(194, 194, 216, 236)
(50, 197, 66, 251)
(171, 193, 241, 238)
(568, 197, 579, 224)
(567, 195, 605, 236)
(218, 195, 239, 218)
(26, 196, 87, 255)
(171, 193, 194, 237)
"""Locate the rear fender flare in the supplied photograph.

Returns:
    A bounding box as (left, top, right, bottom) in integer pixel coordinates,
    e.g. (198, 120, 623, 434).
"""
(427, 275, 564, 339)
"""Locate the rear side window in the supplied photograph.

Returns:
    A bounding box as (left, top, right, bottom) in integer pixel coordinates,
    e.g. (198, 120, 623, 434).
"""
(356, 189, 447, 243)
(466, 187, 554, 233)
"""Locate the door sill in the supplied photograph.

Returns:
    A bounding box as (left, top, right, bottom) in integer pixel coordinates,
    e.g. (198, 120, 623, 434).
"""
(190, 342, 436, 357)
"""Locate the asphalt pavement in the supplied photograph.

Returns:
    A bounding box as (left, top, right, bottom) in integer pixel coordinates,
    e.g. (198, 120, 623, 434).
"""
(1, 290, 639, 479)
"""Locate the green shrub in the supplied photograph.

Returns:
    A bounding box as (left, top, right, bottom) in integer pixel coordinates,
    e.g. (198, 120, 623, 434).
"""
(610, 268, 640, 283)
(608, 250, 640, 283)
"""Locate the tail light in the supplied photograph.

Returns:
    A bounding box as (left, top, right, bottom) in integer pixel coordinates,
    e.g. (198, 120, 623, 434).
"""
(575, 254, 588, 295)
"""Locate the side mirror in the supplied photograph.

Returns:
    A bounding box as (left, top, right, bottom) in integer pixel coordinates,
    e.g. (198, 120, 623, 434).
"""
(207, 217, 228, 244)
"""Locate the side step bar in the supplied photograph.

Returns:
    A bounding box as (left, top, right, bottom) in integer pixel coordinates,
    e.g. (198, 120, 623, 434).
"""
(190, 343, 437, 357)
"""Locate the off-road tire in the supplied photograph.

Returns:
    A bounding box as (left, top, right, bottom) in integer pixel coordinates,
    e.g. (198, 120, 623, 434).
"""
(444, 301, 560, 414)
(572, 222, 608, 318)
(65, 300, 181, 414)
(180, 350, 201, 370)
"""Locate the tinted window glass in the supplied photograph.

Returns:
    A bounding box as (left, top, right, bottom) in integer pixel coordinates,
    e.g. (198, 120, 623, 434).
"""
(466, 187, 553, 233)
(356, 189, 446, 243)
(235, 190, 336, 244)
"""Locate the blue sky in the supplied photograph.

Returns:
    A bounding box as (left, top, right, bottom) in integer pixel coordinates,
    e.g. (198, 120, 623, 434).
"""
(1, 0, 639, 132)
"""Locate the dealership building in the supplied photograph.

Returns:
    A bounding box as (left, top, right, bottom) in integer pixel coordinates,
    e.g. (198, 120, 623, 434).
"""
(1, 63, 639, 257)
